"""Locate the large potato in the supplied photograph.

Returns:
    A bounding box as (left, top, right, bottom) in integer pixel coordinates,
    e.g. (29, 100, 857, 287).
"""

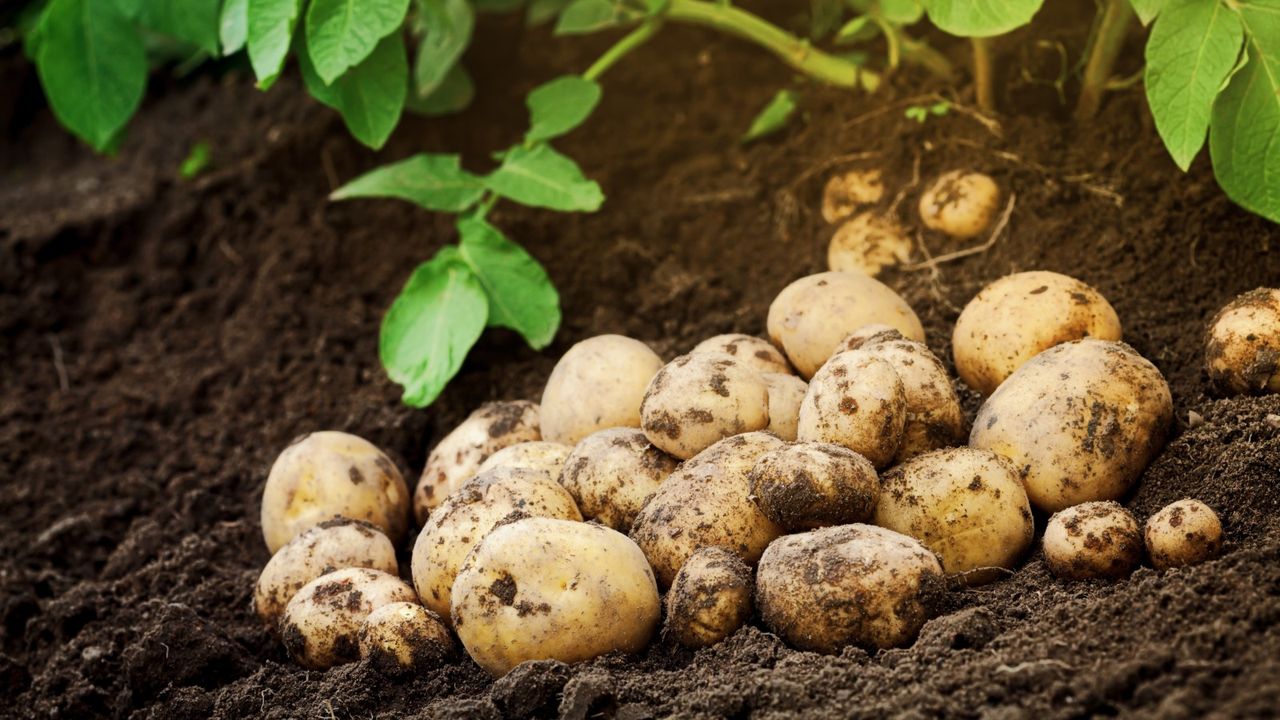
(970, 339, 1172, 512)
(918, 170, 1000, 239)
(796, 350, 906, 468)
(1043, 501, 1143, 580)
(664, 546, 753, 649)
(452, 518, 660, 677)
(761, 372, 807, 441)
(690, 333, 793, 375)
(1144, 499, 1224, 570)
(475, 441, 572, 481)
(358, 602, 454, 673)
(748, 442, 879, 530)
(1205, 288, 1280, 395)
(280, 567, 417, 669)
(640, 352, 771, 459)
(559, 428, 679, 531)
(540, 335, 664, 445)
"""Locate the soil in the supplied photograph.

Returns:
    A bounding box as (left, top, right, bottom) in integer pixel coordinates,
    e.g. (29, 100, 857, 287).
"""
(3, 4, 1280, 719)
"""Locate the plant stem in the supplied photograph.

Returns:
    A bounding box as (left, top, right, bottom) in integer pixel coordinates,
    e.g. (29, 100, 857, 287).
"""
(584, 20, 663, 81)
(972, 37, 996, 113)
(902, 34, 954, 80)
(1075, 0, 1134, 121)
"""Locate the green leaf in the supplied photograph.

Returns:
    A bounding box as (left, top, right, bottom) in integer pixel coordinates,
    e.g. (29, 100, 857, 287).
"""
(553, 0, 643, 34)
(406, 61, 474, 115)
(527, 0, 572, 24)
(381, 248, 488, 407)
(1129, 0, 1166, 26)
(299, 31, 408, 149)
(306, 0, 409, 83)
(525, 75, 602, 142)
(835, 15, 877, 44)
(413, 0, 473, 97)
(221, 0, 249, 54)
(34, 0, 147, 151)
(742, 89, 798, 142)
(878, 0, 923, 23)
(810, 0, 845, 40)
(457, 216, 561, 348)
(331, 153, 485, 210)
(485, 144, 604, 211)
(180, 141, 213, 178)
(472, 0, 525, 11)
(139, 0, 223, 56)
(1145, 0, 1243, 171)
(247, 0, 301, 87)
(919, 0, 1044, 37)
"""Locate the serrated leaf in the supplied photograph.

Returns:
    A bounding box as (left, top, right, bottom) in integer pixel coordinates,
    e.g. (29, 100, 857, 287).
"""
(331, 153, 485, 210)
(247, 0, 301, 87)
(879, 0, 923, 24)
(406, 61, 474, 115)
(525, 75, 601, 142)
(1129, 0, 1166, 26)
(485, 144, 604, 211)
(743, 89, 798, 142)
(457, 216, 561, 348)
(221, 0, 249, 54)
(413, 0, 473, 97)
(920, 0, 1043, 37)
(553, 0, 643, 34)
(306, 0, 409, 83)
(527, 0, 572, 24)
(139, 0, 222, 56)
(299, 31, 408, 149)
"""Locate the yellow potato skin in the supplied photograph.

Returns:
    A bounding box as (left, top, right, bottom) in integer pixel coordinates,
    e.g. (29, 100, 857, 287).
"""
(827, 211, 912, 277)
(1205, 288, 1280, 396)
(1043, 501, 1143, 580)
(640, 352, 771, 460)
(358, 602, 454, 672)
(475, 441, 571, 481)
(1144, 499, 1224, 570)
(821, 169, 885, 224)
(559, 428, 678, 531)
(797, 351, 906, 468)
(918, 170, 1000, 239)
(690, 334, 793, 375)
(748, 442, 879, 531)
(540, 335, 665, 445)
(664, 547, 753, 649)
(279, 568, 417, 670)
(761, 373, 807, 441)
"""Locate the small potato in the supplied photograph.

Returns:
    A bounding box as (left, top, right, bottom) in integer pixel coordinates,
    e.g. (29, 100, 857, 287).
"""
(761, 373, 807, 441)
(641, 353, 771, 459)
(756, 524, 944, 653)
(821, 169, 885, 223)
(559, 428, 679, 531)
(664, 547, 753, 649)
(1205, 288, 1280, 395)
(452, 518, 660, 677)
(690, 333, 793, 375)
(767, 271, 925, 379)
(358, 602, 454, 673)
(261, 431, 410, 554)
(540, 335, 665, 445)
(796, 351, 906, 468)
(1144, 499, 1224, 570)
(873, 447, 1033, 585)
(748, 442, 879, 530)
(918, 170, 1000, 238)
(953, 271, 1123, 396)
(475, 441, 572, 481)
(827, 212, 912, 277)
(280, 567, 417, 669)
(970, 339, 1173, 512)
(1043, 501, 1143, 580)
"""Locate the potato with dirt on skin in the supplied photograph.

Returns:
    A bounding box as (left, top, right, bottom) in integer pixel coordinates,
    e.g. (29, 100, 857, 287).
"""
(748, 441, 879, 531)
(821, 168, 885, 223)
(827, 212, 912, 277)
(358, 602, 454, 673)
(796, 350, 906, 468)
(690, 333, 793, 375)
(540, 334, 665, 446)
(261, 431, 410, 554)
(1205, 288, 1280, 396)
(640, 352, 771, 460)
(1044, 501, 1143, 580)
(918, 170, 1000, 239)
(559, 428, 679, 531)
(664, 546, 753, 649)
(1145, 499, 1224, 570)
(761, 372, 807, 441)
(280, 567, 417, 669)
(451, 517, 660, 677)
(475, 441, 571, 482)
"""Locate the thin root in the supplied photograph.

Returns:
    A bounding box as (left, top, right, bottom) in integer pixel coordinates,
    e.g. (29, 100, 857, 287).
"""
(903, 193, 1017, 272)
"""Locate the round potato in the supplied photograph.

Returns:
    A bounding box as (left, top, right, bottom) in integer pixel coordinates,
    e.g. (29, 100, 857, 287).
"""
(559, 428, 679, 531)
(953, 271, 1123, 396)
(358, 602, 454, 673)
(475, 441, 572, 482)
(280, 567, 417, 669)
(970, 339, 1173, 512)
(664, 546, 753, 649)
(918, 170, 1000, 239)
(540, 335, 665, 445)
(756, 524, 944, 653)
(1144, 499, 1224, 570)
(1205, 288, 1280, 396)
(761, 372, 807, 441)
(641, 352, 771, 459)
(827, 212, 912, 277)
(821, 169, 885, 224)
(690, 333, 793, 375)
(748, 442, 879, 530)
(1043, 501, 1143, 580)
(261, 431, 410, 554)
(452, 518, 660, 677)
(796, 351, 906, 468)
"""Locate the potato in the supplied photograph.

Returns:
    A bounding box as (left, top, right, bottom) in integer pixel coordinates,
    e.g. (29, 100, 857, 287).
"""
(358, 602, 454, 672)
(261, 431, 410, 554)
(821, 169, 885, 224)
(640, 352, 771, 459)
(690, 333, 793, 375)
(541, 334, 665, 445)
(1205, 288, 1280, 396)
(756, 524, 944, 653)
(970, 339, 1172, 512)
(255, 518, 398, 626)
(827, 212, 912, 277)
(414, 400, 542, 523)
(796, 351, 906, 468)
(664, 547, 753, 649)
(559, 428, 679, 531)
(475, 441, 571, 481)
(767, 271, 925, 379)
(1043, 501, 1143, 580)
(873, 447, 1033, 585)
(761, 372, 807, 441)
(280, 567, 417, 669)
(451, 518, 660, 677)
(411, 467, 582, 622)
(918, 170, 1000, 239)
(953, 271, 1123, 395)
(748, 442, 879, 530)
(1144, 499, 1224, 570)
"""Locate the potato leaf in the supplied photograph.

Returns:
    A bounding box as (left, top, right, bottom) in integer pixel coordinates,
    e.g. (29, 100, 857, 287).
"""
(919, 0, 1044, 37)
(743, 89, 798, 143)
(879, 0, 924, 24)
(247, 0, 302, 87)
(221, 0, 250, 54)
(457, 216, 561, 348)
(1129, 0, 1167, 26)
(331, 153, 486, 210)
(406, 62, 475, 116)
(413, 0, 473, 97)
(554, 0, 645, 35)
(485, 144, 604, 211)
(527, 0, 573, 25)
(525, 75, 602, 142)
(306, 0, 410, 84)
(139, 0, 223, 56)
(299, 31, 408, 150)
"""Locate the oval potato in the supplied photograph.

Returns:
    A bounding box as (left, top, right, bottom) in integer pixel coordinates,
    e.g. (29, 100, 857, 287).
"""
(664, 546, 753, 649)
(641, 352, 771, 459)
(1205, 288, 1280, 396)
(690, 334, 793, 375)
(918, 170, 1000, 239)
(1144, 499, 1224, 570)
(475, 441, 572, 482)
(559, 428, 679, 531)
(1043, 501, 1143, 580)
(358, 602, 454, 673)
(797, 351, 906, 468)
(280, 568, 417, 669)
(748, 442, 879, 530)
(761, 373, 807, 441)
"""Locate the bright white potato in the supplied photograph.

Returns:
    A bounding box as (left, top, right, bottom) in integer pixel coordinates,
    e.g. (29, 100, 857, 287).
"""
(970, 339, 1173, 512)
(748, 442, 879, 530)
(1043, 501, 1143, 580)
(1205, 288, 1280, 395)
(559, 428, 679, 531)
(953, 271, 1123, 396)
(1144, 499, 1224, 570)
(918, 170, 1000, 238)
(691, 333, 793, 375)
(827, 212, 912, 277)
(640, 352, 771, 459)
(279, 567, 417, 669)
(475, 441, 572, 481)
(358, 602, 454, 672)
(540, 335, 665, 445)
(664, 547, 753, 649)
(451, 518, 660, 677)
(767, 271, 925, 379)
(761, 373, 807, 441)
(261, 431, 410, 554)
(821, 169, 885, 223)
(797, 351, 906, 468)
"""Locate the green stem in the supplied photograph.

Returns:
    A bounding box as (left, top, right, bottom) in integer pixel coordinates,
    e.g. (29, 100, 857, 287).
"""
(871, 17, 901, 69)
(972, 37, 996, 113)
(901, 34, 954, 80)
(584, 20, 663, 81)
(1075, 0, 1135, 121)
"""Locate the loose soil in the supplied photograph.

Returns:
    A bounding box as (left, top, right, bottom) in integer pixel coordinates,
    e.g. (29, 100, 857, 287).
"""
(3, 5, 1280, 719)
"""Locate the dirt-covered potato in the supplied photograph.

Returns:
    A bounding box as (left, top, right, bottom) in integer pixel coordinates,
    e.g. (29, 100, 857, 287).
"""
(821, 169, 885, 223)
(411, 467, 582, 622)
(255, 518, 398, 627)
(748, 442, 879, 530)
(690, 333, 793, 375)
(640, 352, 771, 459)
(475, 441, 571, 482)
(413, 401, 542, 523)
(796, 351, 906, 467)
(761, 373, 807, 441)
(827, 212, 912, 277)
(358, 602, 454, 673)
(1043, 501, 1143, 580)
(767, 271, 925, 379)
(451, 518, 660, 677)
(664, 547, 753, 649)
(261, 431, 410, 554)
(756, 524, 944, 653)
(1205, 288, 1280, 396)
(970, 339, 1173, 512)
(873, 447, 1033, 585)
(918, 170, 1000, 239)
(559, 428, 679, 531)
(1144, 499, 1224, 570)
(540, 334, 665, 446)
(953, 271, 1123, 396)
(280, 567, 417, 669)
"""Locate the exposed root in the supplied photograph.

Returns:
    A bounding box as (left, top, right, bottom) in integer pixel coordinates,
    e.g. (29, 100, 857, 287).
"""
(46, 333, 69, 392)
(995, 659, 1073, 674)
(903, 193, 1017, 272)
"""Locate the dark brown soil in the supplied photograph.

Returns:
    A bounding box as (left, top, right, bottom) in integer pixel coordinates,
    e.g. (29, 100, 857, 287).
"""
(3, 5, 1280, 719)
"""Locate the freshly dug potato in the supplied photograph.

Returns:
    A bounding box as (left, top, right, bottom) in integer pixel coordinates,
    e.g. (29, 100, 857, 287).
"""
(559, 428, 679, 531)
(821, 169, 885, 223)
(690, 333, 793, 375)
(796, 351, 906, 468)
(475, 441, 572, 481)
(358, 602, 454, 672)
(411, 467, 582, 622)
(414, 400, 542, 523)
(756, 524, 944, 653)
(540, 334, 665, 445)
(918, 170, 1000, 239)
(1205, 288, 1280, 395)
(953, 271, 1123, 396)
(827, 212, 912, 277)
(280, 567, 417, 669)
(748, 442, 879, 530)
(452, 518, 660, 677)
(640, 352, 771, 459)
(873, 447, 1033, 585)
(1043, 501, 1143, 580)
(1144, 499, 1224, 570)
(255, 518, 398, 626)
(761, 372, 807, 441)
(261, 431, 410, 554)
(767, 271, 925, 379)
(970, 339, 1173, 512)
(664, 546, 753, 649)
